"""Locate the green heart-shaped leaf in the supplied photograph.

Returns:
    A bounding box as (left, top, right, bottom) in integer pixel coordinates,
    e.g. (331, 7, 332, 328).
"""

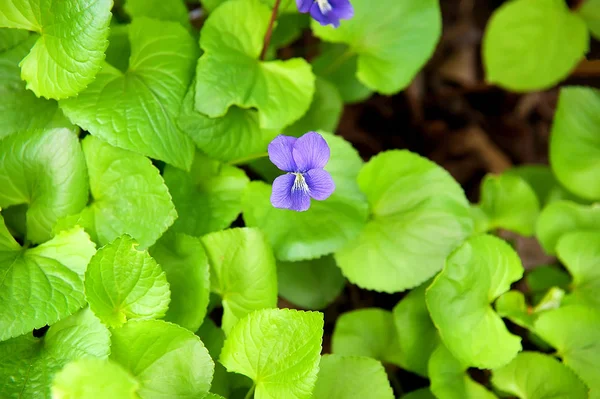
(201, 228, 277, 334)
(110, 320, 214, 398)
(428, 344, 498, 399)
(84, 235, 170, 328)
(277, 255, 345, 310)
(220, 308, 324, 399)
(505, 165, 583, 207)
(0, 0, 112, 99)
(312, 355, 394, 399)
(392, 283, 440, 377)
(483, 0, 588, 91)
(0, 217, 96, 341)
(149, 232, 210, 332)
(556, 231, 600, 310)
(472, 173, 540, 236)
(0, 308, 111, 398)
(336, 150, 473, 293)
(0, 127, 88, 244)
(163, 152, 249, 237)
(332, 308, 403, 367)
(125, 0, 190, 29)
(178, 81, 278, 163)
(55, 136, 177, 249)
(0, 33, 71, 138)
(426, 234, 523, 369)
(550, 87, 600, 200)
(534, 306, 600, 398)
(60, 18, 197, 169)
(491, 351, 588, 399)
(194, 0, 315, 130)
(51, 359, 140, 399)
(536, 200, 600, 255)
(312, 0, 441, 95)
(285, 77, 344, 137)
(312, 43, 373, 104)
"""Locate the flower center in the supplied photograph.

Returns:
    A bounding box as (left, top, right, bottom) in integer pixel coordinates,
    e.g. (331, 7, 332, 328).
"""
(316, 0, 333, 14)
(292, 172, 309, 193)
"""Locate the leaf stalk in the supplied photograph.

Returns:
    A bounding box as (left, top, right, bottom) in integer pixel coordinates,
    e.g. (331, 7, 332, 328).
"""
(260, 0, 282, 60)
(244, 384, 256, 399)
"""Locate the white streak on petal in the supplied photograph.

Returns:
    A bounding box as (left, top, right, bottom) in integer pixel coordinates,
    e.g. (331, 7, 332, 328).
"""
(316, 0, 333, 14)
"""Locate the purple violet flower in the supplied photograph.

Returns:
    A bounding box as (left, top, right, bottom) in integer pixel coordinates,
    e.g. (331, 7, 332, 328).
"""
(268, 132, 335, 212)
(296, 0, 354, 28)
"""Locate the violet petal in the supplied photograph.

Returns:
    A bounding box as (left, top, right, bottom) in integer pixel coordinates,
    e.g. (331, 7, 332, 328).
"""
(296, 0, 313, 13)
(271, 174, 296, 209)
(290, 179, 312, 211)
(268, 135, 298, 172)
(305, 168, 335, 201)
(292, 131, 330, 172)
(329, 0, 354, 19)
(309, 0, 353, 27)
(309, 2, 340, 27)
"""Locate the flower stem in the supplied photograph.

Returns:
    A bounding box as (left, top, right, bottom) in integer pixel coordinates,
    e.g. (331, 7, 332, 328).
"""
(229, 152, 269, 166)
(244, 384, 256, 399)
(260, 0, 282, 60)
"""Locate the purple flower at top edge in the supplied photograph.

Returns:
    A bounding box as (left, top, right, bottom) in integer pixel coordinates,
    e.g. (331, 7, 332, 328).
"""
(296, 0, 354, 28)
(268, 132, 335, 212)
